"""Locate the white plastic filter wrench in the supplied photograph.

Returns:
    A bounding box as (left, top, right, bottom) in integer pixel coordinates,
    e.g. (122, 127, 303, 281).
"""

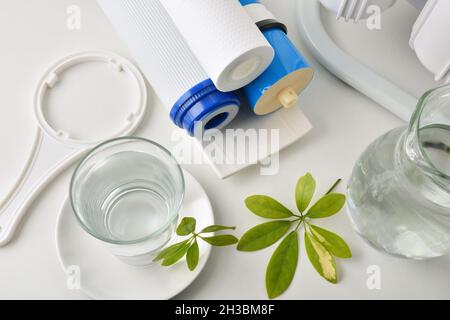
(297, 0, 418, 122)
(160, 0, 275, 92)
(0, 51, 147, 247)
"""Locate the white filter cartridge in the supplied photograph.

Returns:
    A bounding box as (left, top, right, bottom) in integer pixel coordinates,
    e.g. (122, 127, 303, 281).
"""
(161, 0, 274, 92)
(97, 0, 240, 135)
(97, 0, 205, 108)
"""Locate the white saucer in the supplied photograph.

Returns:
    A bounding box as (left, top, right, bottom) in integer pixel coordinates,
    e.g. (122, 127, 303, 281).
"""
(55, 170, 214, 300)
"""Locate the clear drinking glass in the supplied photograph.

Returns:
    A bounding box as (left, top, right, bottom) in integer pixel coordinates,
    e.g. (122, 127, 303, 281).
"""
(347, 85, 450, 259)
(70, 137, 185, 266)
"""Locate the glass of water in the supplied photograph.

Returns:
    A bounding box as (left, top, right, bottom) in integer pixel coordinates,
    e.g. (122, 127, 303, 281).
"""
(70, 137, 185, 266)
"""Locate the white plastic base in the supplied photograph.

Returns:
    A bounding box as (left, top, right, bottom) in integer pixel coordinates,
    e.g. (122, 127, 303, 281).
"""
(173, 105, 312, 179)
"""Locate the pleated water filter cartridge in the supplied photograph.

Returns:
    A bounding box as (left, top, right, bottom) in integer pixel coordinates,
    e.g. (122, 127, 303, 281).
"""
(240, 0, 314, 115)
(161, 0, 275, 92)
(97, 0, 240, 136)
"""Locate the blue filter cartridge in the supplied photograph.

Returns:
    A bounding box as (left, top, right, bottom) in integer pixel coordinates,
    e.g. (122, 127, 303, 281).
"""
(240, 0, 314, 115)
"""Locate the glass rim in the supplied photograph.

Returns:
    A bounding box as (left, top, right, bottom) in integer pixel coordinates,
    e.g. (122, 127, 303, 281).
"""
(410, 84, 450, 181)
(69, 136, 185, 245)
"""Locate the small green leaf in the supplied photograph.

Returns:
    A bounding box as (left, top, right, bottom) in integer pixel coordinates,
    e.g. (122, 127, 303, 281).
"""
(200, 225, 236, 234)
(266, 231, 299, 299)
(161, 241, 191, 266)
(310, 225, 352, 259)
(245, 195, 294, 219)
(304, 232, 337, 284)
(237, 221, 292, 252)
(306, 193, 346, 219)
(176, 217, 196, 236)
(153, 239, 190, 262)
(202, 235, 239, 246)
(295, 173, 316, 213)
(186, 240, 200, 271)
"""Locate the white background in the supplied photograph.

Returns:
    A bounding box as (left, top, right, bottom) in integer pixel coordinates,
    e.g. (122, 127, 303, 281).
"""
(0, 0, 449, 299)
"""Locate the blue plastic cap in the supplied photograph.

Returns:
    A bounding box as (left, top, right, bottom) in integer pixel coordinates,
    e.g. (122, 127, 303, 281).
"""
(170, 79, 241, 136)
(239, 0, 260, 5)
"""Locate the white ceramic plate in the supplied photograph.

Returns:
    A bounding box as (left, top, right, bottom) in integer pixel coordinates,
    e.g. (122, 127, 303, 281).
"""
(55, 170, 214, 300)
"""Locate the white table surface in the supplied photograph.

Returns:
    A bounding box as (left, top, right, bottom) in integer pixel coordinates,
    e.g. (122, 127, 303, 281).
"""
(0, 0, 449, 300)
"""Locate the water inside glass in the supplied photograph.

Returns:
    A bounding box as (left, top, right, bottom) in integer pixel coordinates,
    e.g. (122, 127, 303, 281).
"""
(77, 151, 176, 242)
(71, 138, 184, 266)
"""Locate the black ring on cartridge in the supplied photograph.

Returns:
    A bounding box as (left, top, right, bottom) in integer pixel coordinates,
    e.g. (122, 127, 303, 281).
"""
(256, 19, 288, 34)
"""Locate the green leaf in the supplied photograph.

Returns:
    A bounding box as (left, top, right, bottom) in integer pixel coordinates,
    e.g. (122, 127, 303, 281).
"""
(237, 221, 292, 252)
(202, 235, 239, 246)
(295, 173, 316, 213)
(153, 239, 190, 262)
(245, 195, 294, 219)
(186, 240, 200, 271)
(304, 232, 337, 284)
(176, 217, 196, 236)
(306, 193, 346, 219)
(200, 225, 236, 234)
(310, 225, 352, 259)
(161, 241, 191, 266)
(266, 231, 299, 299)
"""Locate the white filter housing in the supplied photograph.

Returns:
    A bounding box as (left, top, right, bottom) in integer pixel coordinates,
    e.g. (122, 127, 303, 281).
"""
(410, 0, 450, 83)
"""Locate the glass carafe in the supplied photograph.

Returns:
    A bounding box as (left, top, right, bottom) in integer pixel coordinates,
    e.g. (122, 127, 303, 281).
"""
(347, 85, 450, 259)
